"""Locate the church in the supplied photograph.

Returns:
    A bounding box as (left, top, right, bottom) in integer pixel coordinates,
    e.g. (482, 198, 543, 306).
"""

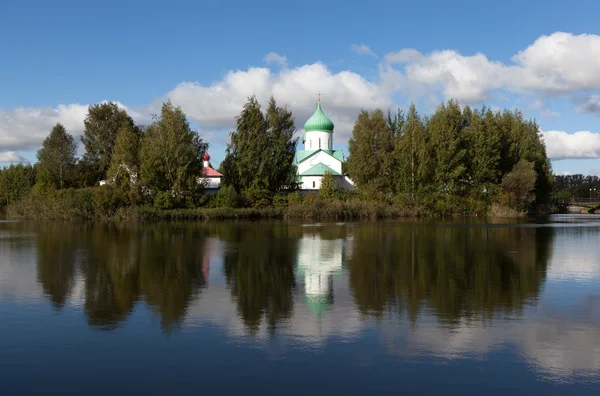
(295, 95, 354, 191)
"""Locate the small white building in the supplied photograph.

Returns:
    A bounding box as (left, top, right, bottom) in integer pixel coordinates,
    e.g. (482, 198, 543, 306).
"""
(198, 152, 223, 194)
(295, 98, 354, 190)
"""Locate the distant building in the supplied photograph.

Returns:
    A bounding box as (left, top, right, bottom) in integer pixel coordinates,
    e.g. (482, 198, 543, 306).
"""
(295, 96, 354, 190)
(199, 152, 223, 194)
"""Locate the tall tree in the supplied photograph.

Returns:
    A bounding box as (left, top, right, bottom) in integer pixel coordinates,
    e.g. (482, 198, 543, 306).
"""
(346, 109, 395, 193)
(263, 97, 298, 192)
(139, 101, 207, 206)
(427, 100, 467, 195)
(81, 102, 137, 184)
(463, 108, 501, 194)
(106, 124, 141, 187)
(222, 96, 298, 196)
(394, 104, 426, 195)
(0, 164, 35, 205)
(36, 123, 77, 189)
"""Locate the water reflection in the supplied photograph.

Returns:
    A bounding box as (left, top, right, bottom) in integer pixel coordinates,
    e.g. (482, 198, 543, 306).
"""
(1, 218, 599, 390)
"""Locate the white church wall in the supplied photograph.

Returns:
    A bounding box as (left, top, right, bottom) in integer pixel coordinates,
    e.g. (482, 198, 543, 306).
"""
(198, 177, 222, 189)
(305, 131, 332, 151)
(297, 151, 343, 175)
(301, 176, 322, 190)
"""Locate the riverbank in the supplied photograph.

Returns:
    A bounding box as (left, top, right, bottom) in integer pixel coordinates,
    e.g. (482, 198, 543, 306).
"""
(5, 188, 528, 221)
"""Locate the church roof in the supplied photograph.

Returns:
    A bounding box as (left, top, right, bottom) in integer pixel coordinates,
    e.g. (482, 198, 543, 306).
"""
(304, 103, 334, 132)
(296, 149, 344, 163)
(203, 166, 223, 177)
(300, 163, 341, 176)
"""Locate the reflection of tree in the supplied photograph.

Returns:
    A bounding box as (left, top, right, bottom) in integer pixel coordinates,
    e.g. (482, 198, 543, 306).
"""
(35, 223, 81, 310)
(34, 222, 217, 332)
(223, 223, 299, 335)
(348, 223, 552, 326)
(139, 224, 208, 333)
(81, 224, 140, 330)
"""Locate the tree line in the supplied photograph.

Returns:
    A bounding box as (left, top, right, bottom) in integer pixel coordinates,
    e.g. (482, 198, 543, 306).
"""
(0, 95, 558, 217)
(553, 174, 600, 199)
(346, 100, 553, 211)
(0, 100, 210, 210)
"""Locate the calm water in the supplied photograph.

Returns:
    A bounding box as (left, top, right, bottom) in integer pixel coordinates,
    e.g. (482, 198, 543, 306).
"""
(1, 216, 600, 394)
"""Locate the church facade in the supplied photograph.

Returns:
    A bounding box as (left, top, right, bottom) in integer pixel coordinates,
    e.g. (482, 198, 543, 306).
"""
(295, 99, 354, 190)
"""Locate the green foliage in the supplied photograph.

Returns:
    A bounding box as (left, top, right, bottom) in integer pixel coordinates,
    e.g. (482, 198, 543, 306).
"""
(222, 96, 298, 196)
(36, 123, 77, 189)
(320, 171, 336, 198)
(81, 102, 137, 184)
(106, 123, 141, 189)
(346, 109, 396, 193)
(502, 159, 537, 210)
(139, 101, 208, 208)
(242, 184, 272, 208)
(394, 104, 427, 195)
(347, 99, 553, 210)
(213, 185, 240, 208)
(0, 163, 36, 206)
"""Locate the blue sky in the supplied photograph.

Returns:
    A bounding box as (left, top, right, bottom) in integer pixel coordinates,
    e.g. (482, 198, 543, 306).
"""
(2, 0, 600, 175)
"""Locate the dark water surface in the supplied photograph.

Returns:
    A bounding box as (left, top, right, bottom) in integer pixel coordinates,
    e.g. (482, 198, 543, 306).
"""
(1, 216, 600, 394)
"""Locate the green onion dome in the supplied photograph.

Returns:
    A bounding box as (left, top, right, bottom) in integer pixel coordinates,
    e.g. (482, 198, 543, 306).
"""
(304, 103, 334, 132)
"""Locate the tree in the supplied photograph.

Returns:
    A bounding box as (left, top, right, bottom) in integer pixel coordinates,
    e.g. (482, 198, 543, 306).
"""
(502, 159, 537, 210)
(427, 100, 467, 195)
(0, 164, 35, 206)
(139, 101, 207, 207)
(394, 104, 426, 195)
(463, 107, 501, 194)
(320, 171, 336, 198)
(346, 109, 395, 194)
(106, 124, 141, 187)
(81, 102, 137, 184)
(222, 96, 298, 199)
(36, 123, 77, 189)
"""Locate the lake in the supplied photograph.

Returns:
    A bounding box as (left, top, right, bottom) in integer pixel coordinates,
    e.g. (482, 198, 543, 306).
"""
(1, 216, 599, 394)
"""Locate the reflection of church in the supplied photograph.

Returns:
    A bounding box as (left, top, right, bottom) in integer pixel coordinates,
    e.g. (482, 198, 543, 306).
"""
(296, 230, 348, 318)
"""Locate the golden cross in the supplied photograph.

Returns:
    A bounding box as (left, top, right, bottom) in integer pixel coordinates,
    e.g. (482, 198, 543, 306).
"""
(316, 91, 322, 104)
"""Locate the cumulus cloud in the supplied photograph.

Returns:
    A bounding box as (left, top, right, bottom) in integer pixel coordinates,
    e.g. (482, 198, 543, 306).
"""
(382, 32, 600, 105)
(541, 130, 600, 160)
(0, 104, 88, 152)
(351, 44, 377, 58)
(264, 52, 288, 67)
(0, 101, 149, 159)
(164, 62, 389, 141)
(0, 151, 29, 163)
(4, 32, 600, 161)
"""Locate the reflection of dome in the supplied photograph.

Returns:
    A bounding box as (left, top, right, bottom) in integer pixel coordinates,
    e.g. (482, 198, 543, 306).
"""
(297, 234, 345, 320)
(305, 294, 333, 319)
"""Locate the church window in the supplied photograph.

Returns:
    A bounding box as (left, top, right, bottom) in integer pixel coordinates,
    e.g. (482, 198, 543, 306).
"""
(313, 181, 315, 188)
(329, 137, 331, 149)
(309, 139, 312, 149)
(319, 138, 321, 149)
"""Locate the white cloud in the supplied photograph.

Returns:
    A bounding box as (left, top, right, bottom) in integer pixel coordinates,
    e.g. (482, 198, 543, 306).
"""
(541, 130, 600, 160)
(0, 104, 88, 152)
(382, 32, 600, 106)
(0, 101, 149, 159)
(0, 151, 29, 163)
(4, 32, 600, 161)
(351, 44, 377, 58)
(264, 52, 288, 67)
(165, 62, 389, 142)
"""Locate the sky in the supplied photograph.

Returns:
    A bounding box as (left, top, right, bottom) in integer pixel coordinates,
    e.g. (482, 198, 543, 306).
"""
(2, 0, 600, 175)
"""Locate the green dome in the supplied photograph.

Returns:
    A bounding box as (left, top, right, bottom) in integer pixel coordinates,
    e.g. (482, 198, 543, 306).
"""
(304, 103, 334, 132)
